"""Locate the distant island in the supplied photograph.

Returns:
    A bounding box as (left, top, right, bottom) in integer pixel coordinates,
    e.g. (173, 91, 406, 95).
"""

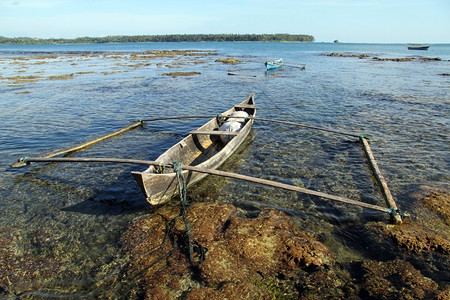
(0, 34, 314, 45)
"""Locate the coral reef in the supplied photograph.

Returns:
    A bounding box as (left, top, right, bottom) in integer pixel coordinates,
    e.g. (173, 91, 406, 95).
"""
(215, 58, 242, 65)
(121, 194, 449, 299)
(360, 259, 439, 299)
(322, 52, 445, 62)
(121, 202, 333, 299)
(0, 50, 217, 86)
(420, 188, 450, 225)
(162, 72, 201, 78)
(2, 188, 448, 298)
(368, 187, 450, 254)
(122, 196, 449, 299)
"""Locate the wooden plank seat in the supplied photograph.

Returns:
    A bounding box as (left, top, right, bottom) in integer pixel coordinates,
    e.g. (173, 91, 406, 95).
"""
(190, 130, 239, 136)
(233, 103, 256, 109)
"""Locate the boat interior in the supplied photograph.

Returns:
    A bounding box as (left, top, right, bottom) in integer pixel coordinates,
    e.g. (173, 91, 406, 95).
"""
(152, 103, 255, 174)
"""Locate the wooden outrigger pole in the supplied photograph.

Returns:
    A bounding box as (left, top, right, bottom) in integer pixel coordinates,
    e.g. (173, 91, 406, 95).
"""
(140, 116, 361, 138)
(14, 156, 392, 215)
(360, 137, 403, 224)
(11, 121, 143, 168)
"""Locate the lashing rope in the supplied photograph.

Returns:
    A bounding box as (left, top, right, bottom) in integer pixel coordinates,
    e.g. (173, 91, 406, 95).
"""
(173, 161, 196, 266)
(216, 114, 226, 126)
(388, 208, 406, 218)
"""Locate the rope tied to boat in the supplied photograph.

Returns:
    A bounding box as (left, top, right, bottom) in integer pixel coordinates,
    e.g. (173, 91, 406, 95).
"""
(173, 161, 206, 266)
(19, 157, 29, 165)
(388, 208, 407, 218)
(155, 163, 174, 174)
(216, 114, 226, 126)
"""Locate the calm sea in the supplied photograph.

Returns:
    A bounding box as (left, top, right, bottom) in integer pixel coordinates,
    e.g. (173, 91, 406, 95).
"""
(0, 42, 449, 296)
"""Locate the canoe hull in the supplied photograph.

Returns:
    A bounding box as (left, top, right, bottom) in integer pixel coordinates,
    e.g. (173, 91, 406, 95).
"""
(132, 93, 255, 205)
(266, 64, 282, 70)
(265, 58, 283, 70)
(407, 44, 429, 50)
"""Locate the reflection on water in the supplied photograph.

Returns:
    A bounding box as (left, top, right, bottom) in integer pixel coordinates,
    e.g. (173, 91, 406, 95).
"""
(0, 43, 449, 296)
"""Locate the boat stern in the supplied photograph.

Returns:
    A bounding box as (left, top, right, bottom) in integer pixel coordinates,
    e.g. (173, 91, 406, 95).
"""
(131, 171, 179, 205)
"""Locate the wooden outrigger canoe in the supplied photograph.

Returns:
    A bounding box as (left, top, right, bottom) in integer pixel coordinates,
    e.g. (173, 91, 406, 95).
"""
(132, 93, 256, 205)
(265, 58, 283, 70)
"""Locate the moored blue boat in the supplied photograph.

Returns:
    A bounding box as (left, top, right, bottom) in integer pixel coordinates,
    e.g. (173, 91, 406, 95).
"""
(265, 58, 283, 70)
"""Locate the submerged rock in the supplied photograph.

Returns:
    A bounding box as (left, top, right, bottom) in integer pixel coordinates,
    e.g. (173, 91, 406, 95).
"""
(121, 202, 333, 299)
(323, 52, 445, 62)
(419, 188, 450, 225)
(0, 227, 64, 295)
(361, 186, 449, 299)
(361, 259, 439, 299)
(370, 222, 450, 254)
(215, 57, 241, 65)
(368, 186, 450, 254)
(162, 71, 201, 78)
(121, 187, 449, 299)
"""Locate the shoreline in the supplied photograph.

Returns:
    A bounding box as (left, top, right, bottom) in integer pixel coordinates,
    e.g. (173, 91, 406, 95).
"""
(0, 34, 315, 45)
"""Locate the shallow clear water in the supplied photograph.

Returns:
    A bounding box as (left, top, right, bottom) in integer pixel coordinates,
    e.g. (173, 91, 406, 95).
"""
(0, 42, 449, 296)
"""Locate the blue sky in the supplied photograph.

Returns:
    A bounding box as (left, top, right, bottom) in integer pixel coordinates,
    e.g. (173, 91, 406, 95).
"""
(1, 0, 449, 43)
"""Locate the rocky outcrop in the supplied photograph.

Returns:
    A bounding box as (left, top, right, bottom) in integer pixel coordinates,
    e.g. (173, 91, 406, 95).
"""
(121, 202, 333, 299)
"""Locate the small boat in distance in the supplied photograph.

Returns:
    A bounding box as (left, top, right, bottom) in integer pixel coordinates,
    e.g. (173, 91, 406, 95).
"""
(407, 44, 430, 50)
(132, 94, 256, 205)
(265, 58, 283, 70)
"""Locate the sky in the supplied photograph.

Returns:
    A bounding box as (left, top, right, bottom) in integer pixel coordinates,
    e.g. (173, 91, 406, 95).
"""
(0, 0, 449, 43)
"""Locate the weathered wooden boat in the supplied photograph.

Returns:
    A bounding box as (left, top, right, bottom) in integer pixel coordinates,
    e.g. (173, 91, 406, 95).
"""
(265, 58, 283, 70)
(407, 44, 430, 50)
(132, 93, 256, 205)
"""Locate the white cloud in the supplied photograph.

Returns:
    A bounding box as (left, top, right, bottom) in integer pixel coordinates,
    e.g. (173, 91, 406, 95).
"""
(0, 0, 66, 8)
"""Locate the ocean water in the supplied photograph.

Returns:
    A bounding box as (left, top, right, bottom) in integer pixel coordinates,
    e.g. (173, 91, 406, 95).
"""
(0, 42, 449, 296)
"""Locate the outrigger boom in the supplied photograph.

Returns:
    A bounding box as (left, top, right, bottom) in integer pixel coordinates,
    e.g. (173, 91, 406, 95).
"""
(14, 156, 397, 216)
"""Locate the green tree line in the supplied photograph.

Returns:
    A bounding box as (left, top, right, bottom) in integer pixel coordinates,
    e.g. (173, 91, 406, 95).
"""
(0, 34, 314, 45)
